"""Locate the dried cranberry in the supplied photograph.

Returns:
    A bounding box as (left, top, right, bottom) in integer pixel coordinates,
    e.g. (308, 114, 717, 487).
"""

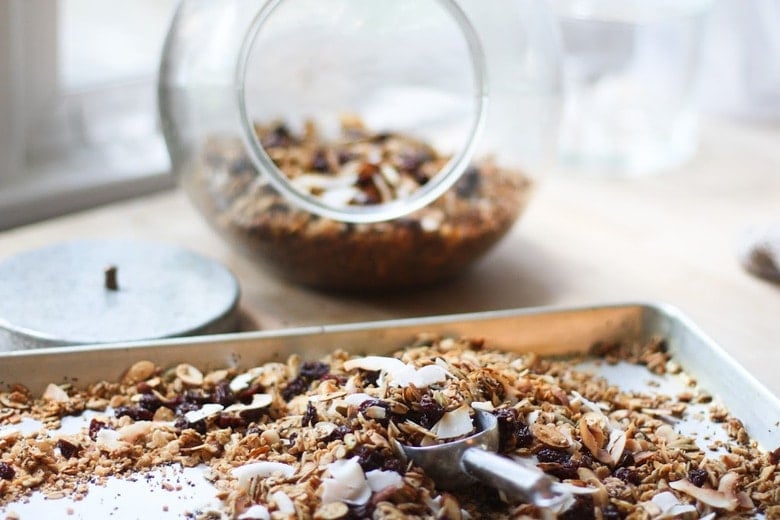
(239, 407, 265, 424)
(688, 468, 708, 487)
(455, 166, 481, 198)
(182, 389, 209, 405)
(337, 150, 357, 165)
(282, 362, 330, 401)
(302, 401, 318, 427)
(216, 413, 247, 430)
(301, 361, 330, 379)
(311, 149, 330, 173)
(263, 124, 293, 148)
(614, 467, 641, 485)
(138, 393, 163, 412)
(357, 399, 391, 426)
(537, 448, 571, 464)
(114, 406, 154, 422)
(769, 447, 780, 466)
(360, 370, 380, 387)
(493, 408, 533, 451)
(175, 401, 201, 416)
(186, 419, 207, 436)
(174, 417, 188, 430)
(543, 460, 580, 481)
(281, 377, 308, 401)
(601, 504, 624, 520)
(357, 163, 380, 183)
(237, 384, 265, 404)
(381, 457, 404, 474)
(414, 394, 445, 429)
(562, 495, 595, 520)
(371, 132, 393, 143)
(56, 439, 80, 459)
(0, 462, 15, 481)
(347, 502, 376, 520)
(88, 418, 109, 441)
(398, 150, 431, 173)
(322, 425, 353, 443)
(352, 444, 386, 472)
(212, 382, 234, 407)
(616, 451, 635, 469)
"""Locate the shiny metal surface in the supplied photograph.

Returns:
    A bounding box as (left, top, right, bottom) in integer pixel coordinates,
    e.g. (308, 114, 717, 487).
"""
(396, 409, 568, 508)
(0, 239, 240, 349)
(0, 302, 777, 449)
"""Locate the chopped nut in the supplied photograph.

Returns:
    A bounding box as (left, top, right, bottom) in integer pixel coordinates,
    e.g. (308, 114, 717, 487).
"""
(123, 360, 156, 384)
(175, 364, 204, 387)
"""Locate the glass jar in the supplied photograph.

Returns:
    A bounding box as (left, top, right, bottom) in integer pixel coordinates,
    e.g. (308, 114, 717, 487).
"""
(159, 0, 561, 291)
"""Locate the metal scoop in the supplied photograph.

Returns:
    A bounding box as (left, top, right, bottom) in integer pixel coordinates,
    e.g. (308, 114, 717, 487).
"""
(393, 409, 572, 509)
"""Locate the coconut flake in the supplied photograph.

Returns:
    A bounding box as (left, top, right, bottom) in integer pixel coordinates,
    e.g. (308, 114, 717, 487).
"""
(471, 401, 494, 411)
(605, 428, 627, 466)
(96, 428, 128, 452)
(343, 393, 375, 407)
(387, 363, 447, 388)
(42, 383, 69, 402)
(272, 490, 296, 514)
(669, 477, 739, 511)
(230, 367, 264, 392)
(386, 364, 419, 387)
(342, 357, 447, 388)
(644, 491, 698, 519)
(232, 462, 296, 491)
(184, 403, 224, 423)
(413, 365, 448, 387)
(224, 394, 272, 413)
(118, 421, 155, 443)
(237, 504, 270, 520)
(321, 457, 371, 505)
(366, 469, 404, 492)
(571, 391, 607, 416)
(343, 356, 405, 373)
(430, 405, 474, 440)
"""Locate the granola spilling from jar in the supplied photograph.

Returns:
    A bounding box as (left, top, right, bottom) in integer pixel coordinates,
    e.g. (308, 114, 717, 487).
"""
(188, 117, 531, 290)
(1, 336, 779, 519)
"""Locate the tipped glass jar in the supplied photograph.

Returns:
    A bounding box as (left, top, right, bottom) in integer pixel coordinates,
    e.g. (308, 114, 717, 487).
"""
(160, 0, 561, 291)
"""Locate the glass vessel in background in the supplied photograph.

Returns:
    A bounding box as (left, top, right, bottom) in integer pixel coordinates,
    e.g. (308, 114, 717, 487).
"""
(159, 0, 561, 291)
(551, 0, 712, 176)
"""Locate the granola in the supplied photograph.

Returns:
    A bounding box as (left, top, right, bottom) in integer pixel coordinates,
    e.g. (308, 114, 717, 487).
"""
(1, 336, 778, 519)
(185, 118, 532, 291)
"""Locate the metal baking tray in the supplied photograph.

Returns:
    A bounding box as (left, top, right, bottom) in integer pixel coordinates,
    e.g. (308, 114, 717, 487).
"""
(1, 302, 778, 518)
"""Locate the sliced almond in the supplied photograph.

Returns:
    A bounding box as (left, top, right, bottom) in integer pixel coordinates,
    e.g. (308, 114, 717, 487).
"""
(175, 364, 204, 387)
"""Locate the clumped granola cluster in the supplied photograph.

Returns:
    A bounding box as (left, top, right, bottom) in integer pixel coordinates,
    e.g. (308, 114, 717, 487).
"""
(188, 118, 531, 290)
(1, 336, 778, 519)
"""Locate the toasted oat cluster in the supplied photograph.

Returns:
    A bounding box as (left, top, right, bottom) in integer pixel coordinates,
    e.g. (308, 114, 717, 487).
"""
(0, 336, 778, 519)
(188, 119, 531, 290)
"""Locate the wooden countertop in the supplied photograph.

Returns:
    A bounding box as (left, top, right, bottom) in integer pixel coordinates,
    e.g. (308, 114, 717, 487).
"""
(1, 117, 778, 395)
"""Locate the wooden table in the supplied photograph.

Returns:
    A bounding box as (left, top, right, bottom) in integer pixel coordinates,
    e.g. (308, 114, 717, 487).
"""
(1, 117, 778, 395)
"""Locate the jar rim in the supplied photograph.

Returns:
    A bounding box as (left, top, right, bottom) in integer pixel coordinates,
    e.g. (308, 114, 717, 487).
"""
(235, 0, 488, 223)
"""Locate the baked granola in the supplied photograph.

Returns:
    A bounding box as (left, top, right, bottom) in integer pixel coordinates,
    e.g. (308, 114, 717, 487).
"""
(185, 118, 532, 291)
(1, 336, 778, 519)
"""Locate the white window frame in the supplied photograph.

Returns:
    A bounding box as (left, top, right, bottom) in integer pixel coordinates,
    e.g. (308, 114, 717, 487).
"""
(0, 0, 173, 231)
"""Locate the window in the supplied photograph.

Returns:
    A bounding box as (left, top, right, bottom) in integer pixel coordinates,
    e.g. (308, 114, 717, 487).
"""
(0, 0, 178, 230)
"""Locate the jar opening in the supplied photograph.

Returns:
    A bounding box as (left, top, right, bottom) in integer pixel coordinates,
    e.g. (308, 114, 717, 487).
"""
(235, 0, 487, 223)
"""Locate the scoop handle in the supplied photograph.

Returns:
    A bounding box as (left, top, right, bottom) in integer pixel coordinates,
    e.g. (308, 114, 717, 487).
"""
(460, 447, 566, 508)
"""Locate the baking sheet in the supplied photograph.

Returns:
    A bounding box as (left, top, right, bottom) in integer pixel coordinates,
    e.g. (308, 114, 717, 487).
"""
(1, 302, 778, 518)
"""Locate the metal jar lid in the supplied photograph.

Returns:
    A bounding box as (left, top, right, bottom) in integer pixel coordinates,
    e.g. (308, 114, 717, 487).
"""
(0, 239, 241, 350)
